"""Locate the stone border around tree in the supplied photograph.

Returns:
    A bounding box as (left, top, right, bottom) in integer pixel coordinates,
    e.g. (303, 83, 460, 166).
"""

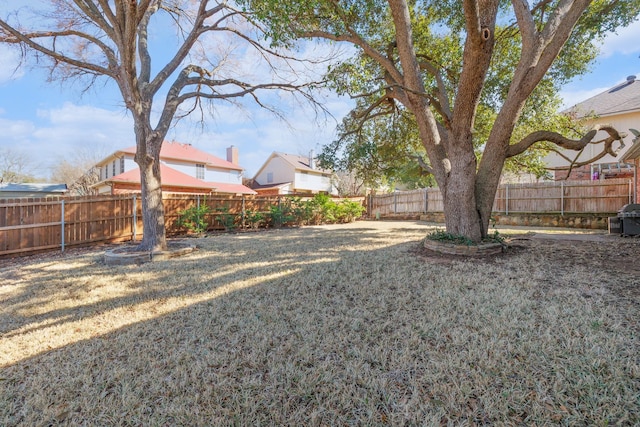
(104, 241, 197, 266)
(423, 239, 504, 256)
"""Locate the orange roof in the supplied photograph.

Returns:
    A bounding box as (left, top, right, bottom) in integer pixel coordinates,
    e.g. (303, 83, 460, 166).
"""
(101, 165, 256, 195)
(119, 141, 242, 171)
(206, 182, 257, 195)
(107, 164, 216, 190)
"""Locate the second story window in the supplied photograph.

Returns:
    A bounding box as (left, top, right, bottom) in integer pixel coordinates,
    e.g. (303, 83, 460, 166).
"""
(120, 157, 125, 173)
(112, 161, 116, 176)
(267, 172, 273, 183)
(196, 164, 205, 180)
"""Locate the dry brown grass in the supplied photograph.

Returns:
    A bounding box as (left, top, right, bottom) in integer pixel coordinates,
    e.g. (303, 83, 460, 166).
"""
(1, 221, 639, 426)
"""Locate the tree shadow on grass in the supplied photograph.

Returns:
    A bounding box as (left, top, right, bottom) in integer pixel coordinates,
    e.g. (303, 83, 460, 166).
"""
(2, 224, 639, 426)
(0, 225, 424, 354)
(0, 228, 639, 425)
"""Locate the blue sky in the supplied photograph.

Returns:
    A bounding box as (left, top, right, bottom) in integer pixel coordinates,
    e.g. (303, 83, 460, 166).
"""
(0, 14, 639, 180)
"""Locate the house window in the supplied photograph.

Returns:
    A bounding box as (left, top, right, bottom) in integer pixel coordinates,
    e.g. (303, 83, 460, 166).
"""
(120, 157, 125, 173)
(267, 172, 273, 183)
(105, 165, 108, 178)
(112, 161, 116, 176)
(196, 164, 205, 180)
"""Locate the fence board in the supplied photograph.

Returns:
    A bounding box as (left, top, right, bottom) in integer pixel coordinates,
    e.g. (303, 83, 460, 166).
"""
(0, 193, 361, 257)
(372, 178, 633, 217)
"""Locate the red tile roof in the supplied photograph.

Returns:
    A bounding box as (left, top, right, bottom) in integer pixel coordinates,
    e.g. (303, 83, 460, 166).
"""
(109, 164, 216, 190)
(119, 141, 242, 171)
(205, 182, 257, 195)
(105, 165, 256, 194)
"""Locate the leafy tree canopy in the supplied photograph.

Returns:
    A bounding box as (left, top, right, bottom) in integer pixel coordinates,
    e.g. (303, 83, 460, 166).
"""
(246, 0, 639, 189)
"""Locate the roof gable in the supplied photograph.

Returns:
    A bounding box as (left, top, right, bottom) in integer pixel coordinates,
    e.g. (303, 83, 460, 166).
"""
(253, 152, 332, 179)
(567, 77, 640, 118)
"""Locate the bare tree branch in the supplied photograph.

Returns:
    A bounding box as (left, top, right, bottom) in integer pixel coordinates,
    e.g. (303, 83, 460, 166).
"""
(0, 25, 115, 76)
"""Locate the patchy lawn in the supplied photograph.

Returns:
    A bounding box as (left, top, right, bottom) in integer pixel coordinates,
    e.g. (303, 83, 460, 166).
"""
(1, 221, 639, 425)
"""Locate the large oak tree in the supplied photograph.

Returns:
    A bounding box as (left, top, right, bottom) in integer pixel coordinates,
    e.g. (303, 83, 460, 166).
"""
(247, 0, 640, 242)
(0, 0, 320, 251)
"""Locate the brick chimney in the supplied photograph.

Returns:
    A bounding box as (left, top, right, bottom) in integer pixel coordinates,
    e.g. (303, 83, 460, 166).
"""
(226, 145, 239, 165)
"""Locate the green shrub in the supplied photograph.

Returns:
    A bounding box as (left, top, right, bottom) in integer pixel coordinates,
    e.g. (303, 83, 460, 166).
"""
(215, 206, 237, 231)
(245, 210, 265, 229)
(268, 204, 294, 228)
(262, 195, 364, 228)
(288, 196, 313, 226)
(484, 230, 506, 244)
(426, 229, 475, 246)
(426, 229, 506, 246)
(336, 200, 365, 223)
(310, 193, 336, 224)
(176, 203, 211, 234)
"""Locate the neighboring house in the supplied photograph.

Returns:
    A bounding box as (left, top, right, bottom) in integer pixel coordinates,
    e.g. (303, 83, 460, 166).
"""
(0, 183, 68, 198)
(92, 142, 256, 195)
(250, 151, 337, 195)
(546, 75, 640, 183)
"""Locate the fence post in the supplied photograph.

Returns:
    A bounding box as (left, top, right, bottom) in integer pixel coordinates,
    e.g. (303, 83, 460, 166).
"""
(394, 192, 398, 214)
(561, 181, 564, 216)
(505, 184, 509, 216)
(61, 199, 65, 253)
(424, 188, 428, 213)
(241, 194, 246, 228)
(132, 194, 137, 241)
(630, 179, 633, 205)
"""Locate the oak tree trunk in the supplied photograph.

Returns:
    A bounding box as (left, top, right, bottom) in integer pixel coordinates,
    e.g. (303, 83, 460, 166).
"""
(441, 155, 484, 242)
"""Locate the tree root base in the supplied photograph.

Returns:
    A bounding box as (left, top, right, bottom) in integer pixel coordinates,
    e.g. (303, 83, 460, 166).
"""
(104, 241, 197, 265)
(423, 239, 504, 256)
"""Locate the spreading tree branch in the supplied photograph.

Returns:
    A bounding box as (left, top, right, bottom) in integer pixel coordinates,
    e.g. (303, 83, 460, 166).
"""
(507, 124, 625, 158)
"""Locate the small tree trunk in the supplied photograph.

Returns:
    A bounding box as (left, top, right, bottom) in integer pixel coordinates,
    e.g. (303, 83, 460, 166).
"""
(136, 145, 167, 252)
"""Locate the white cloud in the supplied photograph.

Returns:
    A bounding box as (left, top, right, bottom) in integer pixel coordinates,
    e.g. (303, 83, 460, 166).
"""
(0, 45, 24, 84)
(599, 21, 640, 57)
(0, 103, 133, 176)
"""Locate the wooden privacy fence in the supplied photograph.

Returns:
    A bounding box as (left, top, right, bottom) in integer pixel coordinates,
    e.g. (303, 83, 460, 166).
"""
(0, 195, 135, 257)
(493, 178, 633, 214)
(369, 178, 633, 216)
(0, 193, 310, 257)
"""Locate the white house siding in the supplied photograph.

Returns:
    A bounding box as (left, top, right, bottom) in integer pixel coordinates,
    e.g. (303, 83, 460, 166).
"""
(99, 155, 136, 180)
(206, 167, 242, 183)
(294, 171, 334, 193)
(156, 159, 241, 183)
(256, 157, 295, 185)
(546, 111, 640, 168)
(95, 183, 112, 194)
(161, 159, 198, 178)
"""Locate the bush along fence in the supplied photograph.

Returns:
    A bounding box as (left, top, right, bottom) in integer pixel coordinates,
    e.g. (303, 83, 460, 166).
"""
(0, 193, 366, 257)
(369, 178, 634, 217)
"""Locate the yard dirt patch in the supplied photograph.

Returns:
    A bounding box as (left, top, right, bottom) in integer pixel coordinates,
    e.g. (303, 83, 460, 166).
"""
(1, 220, 639, 425)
